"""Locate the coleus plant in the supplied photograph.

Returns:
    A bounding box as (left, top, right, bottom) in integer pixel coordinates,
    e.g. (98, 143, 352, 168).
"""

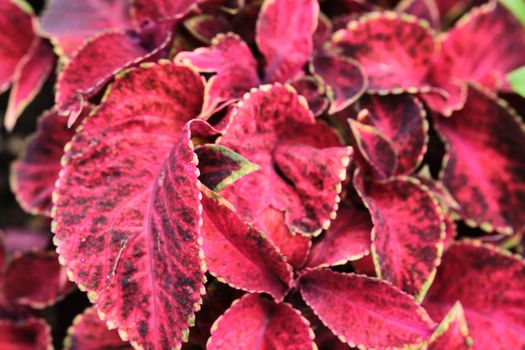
(1, 0, 525, 349)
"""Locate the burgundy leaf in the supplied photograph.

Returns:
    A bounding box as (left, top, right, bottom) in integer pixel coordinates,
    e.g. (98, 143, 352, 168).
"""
(4, 40, 56, 131)
(56, 31, 148, 119)
(434, 85, 525, 234)
(132, 0, 200, 23)
(176, 33, 259, 114)
(64, 306, 132, 350)
(256, 207, 311, 270)
(306, 205, 372, 269)
(200, 187, 293, 301)
(196, 144, 259, 191)
(354, 174, 446, 300)
(396, 0, 440, 29)
(312, 53, 367, 114)
(333, 11, 436, 93)
(0, 0, 34, 93)
(357, 94, 429, 175)
(41, 0, 132, 58)
(218, 84, 350, 236)
(423, 2, 525, 115)
(0, 318, 52, 350)
(3, 228, 49, 255)
(4, 251, 73, 308)
(207, 293, 315, 350)
(348, 117, 397, 180)
(299, 269, 435, 349)
(52, 63, 205, 349)
(313, 12, 333, 47)
(427, 302, 472, 350)
(183, 14, 232, 44)
(256, 0, 319, 82)
(423, 240, 525, 349)
(11, 109, 81, 216)
(289, 75, 330, 117)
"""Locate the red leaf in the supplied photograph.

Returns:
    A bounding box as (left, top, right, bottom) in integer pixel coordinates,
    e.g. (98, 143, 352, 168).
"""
(434, 85, 525, 235)
(207, 293, 315, 350)
(423, 240, 525, 349)
(52, 63, 205, 349)
(256, 207, 311, 270)
(41, 0, 132, 58)
(200, 187, 293, 301)
(176, 33, 259, 114)
(64, 306, 132, 350)
(11, 109, 81, 216)
(333, 11, 436, 93)
(196, 144, 259, 192)
(357, 94, 428, 175)
(256, 0, 319, 82)
(348, 117, 397, 180)
(132, 0, 200, 23)
(0, 0, 34, 93)
(218, 84, 350, 236)
(354, 174, 446, 300)
(183, 14, 232, 44)
(4, 40, 56, 131)
(299, 269, 435, 349)
(396, 0, 440, 29)
(289, 75, 329, 117)
(0, 318, 52, 350)
(424, 2, 525, 115)
(4, 251, 73, 308)
(56, 31, 148, 119)
(312, 52, 367, 114)
(306, 205, 372, 269)
(427, 302, 472, 350)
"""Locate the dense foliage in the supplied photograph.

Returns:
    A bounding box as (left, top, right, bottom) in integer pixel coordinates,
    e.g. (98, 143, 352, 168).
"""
(1, 0, 525, 349)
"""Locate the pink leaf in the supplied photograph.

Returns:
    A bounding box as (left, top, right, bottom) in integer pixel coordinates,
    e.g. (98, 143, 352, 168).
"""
(132, 0, 200, 23)
(218, 84, 350, 236)
(357, 94, 429, 175)
(0, 318, 52, 350)
(434, 85, 525, 235)
(4, 251, 73, 309)
(64, 306, 133, 350)
(2, 228, 50, 256)
(306, 205, 372, 269)
(333, 11, 436, 93)
(41, 0, 132, 58)
(4, 40, 56, 131)
(0, 0, 34, 93)
(200, 187, 293, 302)
(56, 31, 148, 119)
(312, 52, 367, 114)
(52, 63, 205, 349)
(427, 302, 472, 350)
(299, 269, 435, 349)
(354, 174, 446, 300)
(207, 293, 315, 350)
(423, 240, 525, 349)
(256, 0, 319, 82)
(183, 14, 232, 44)
(11, 109, 82, 216)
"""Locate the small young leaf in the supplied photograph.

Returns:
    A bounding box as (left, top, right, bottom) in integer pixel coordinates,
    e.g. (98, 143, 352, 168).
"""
(200, 187, 293, 301)
(207, 293, 315, 350)
(299, 269, 435, 349)
(256, 0, 319, 82)
(424, 240, 525, 349)
(289, 75, 330, 116)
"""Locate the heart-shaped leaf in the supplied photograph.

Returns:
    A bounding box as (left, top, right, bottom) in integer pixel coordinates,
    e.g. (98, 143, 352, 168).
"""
(434, 85, 525, 234)
(256, 0, 319, 82)
(207, 293, 315, 350)
(41, 0, 132, 57)
(299, 269, 435, 349)
(64, 307, 132, 350)
(200, 187, 293, 301)
(423, 240, 525, 349)
(333, 11, 436, 93)
(354, 174, 446, 300)
(52, 62, 206, 349)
